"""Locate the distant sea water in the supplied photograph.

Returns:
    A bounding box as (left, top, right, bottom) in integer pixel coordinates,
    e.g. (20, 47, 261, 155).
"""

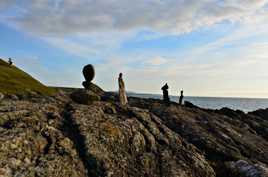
(128, 93, 268, 112)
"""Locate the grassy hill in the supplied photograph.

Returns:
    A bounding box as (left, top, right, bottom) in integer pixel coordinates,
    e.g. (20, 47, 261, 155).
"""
(0, 59, 55, 95)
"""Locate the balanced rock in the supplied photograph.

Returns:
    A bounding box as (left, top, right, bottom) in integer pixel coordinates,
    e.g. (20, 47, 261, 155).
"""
(83, 82, 104, 96)
(82, 64, 95, 89)
(70, 89, 100, 105)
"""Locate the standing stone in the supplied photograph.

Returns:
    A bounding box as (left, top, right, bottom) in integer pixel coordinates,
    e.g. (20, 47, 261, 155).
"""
(179, 90, 184, 105)
(161, 83, 170, 104)
(118, 73, 128, 106)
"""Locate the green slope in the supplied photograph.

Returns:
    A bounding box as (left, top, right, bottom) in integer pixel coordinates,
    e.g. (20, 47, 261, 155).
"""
(0, 59, 55, 95)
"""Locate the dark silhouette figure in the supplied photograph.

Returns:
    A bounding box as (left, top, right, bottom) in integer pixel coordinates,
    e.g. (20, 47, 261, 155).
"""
(8, 58, 13, 66)
(179, 90, 184, 105)
(161, 83, 170, 104)
(82, 64, 95, 89)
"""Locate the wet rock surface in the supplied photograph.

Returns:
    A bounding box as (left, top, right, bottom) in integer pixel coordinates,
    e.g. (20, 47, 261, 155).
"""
(0, 90, 267, 177)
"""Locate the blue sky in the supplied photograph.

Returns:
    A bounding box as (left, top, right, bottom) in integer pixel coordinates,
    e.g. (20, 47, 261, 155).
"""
(0, 0, 268, 98)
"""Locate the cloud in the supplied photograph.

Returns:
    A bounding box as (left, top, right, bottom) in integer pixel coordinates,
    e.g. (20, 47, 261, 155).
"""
(1, 0, 268, 98)
(1, 0, 267, 36)
(1, 0, 268, 59)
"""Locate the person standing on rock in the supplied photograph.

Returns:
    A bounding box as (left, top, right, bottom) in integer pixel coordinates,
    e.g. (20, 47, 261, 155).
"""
(161, 83, 170, 104)
(179, 90, 184, 105)
(118, 73, 128, 106)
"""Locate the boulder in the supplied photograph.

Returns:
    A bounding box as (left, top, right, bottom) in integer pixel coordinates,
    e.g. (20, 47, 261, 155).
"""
(82, 64, 95, 83)
(70, 89, 100, 105)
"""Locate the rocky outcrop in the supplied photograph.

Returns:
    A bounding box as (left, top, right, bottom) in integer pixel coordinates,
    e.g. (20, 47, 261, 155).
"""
(128, 97, 268, 177)
(0, 91, 267, 177)
(0, 96, 86, 177)
(215, 107, 268, 141)
(61, 102, 215, 177)
(0, 91, 216, 177)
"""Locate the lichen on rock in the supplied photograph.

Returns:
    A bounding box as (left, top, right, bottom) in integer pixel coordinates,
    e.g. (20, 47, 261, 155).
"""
(0, 87, 267, 177)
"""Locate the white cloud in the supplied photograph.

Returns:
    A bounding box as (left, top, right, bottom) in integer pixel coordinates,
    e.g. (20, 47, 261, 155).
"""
(1, 0, 268, 59)
(0, 0, 267, 36)
(1, 0, 268, 97)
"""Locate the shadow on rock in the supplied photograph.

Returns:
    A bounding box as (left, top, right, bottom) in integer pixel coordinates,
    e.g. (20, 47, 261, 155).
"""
(60, 103, 106, 177)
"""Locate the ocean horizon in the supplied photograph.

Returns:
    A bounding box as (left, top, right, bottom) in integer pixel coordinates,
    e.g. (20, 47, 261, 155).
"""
(128, 92, 268, 112)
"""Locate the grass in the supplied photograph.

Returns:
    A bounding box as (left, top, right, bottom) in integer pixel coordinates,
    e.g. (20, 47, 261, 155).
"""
(0, 59, 56, 95)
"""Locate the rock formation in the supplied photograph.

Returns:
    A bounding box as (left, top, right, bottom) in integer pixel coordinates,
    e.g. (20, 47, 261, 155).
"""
(0, 87, 267, 177)
(82, 64, 95, 90)
(70, 65, 103, 105)
(128, 97, 268, 177)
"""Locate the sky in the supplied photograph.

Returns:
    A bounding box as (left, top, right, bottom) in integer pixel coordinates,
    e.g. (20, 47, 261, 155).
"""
(0, 0, 268, 98)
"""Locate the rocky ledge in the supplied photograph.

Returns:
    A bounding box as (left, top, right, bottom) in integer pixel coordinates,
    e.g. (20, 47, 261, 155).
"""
(0, 88, 267, 177)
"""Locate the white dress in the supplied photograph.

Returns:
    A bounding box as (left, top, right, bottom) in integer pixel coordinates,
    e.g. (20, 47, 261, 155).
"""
(118, 77, 128, 106)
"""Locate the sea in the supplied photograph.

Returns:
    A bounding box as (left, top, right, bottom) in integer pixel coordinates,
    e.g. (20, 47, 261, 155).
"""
(128, 93, 268, 113)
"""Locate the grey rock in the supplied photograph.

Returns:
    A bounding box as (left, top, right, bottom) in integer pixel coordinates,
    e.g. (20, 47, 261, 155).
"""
(70, 89, 100, 105)
(0, 98, 87, 177)
(66, 102, 216, 177)
(1, 86, 268, 177)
